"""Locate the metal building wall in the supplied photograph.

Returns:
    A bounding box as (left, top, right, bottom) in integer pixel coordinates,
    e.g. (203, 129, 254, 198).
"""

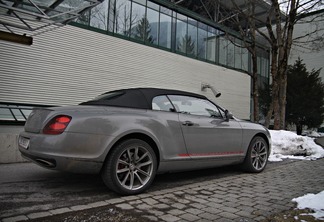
(289, 11, 324, 81)
(0, 25, 251, 119)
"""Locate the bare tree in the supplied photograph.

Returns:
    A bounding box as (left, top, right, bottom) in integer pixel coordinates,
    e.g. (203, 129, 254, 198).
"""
(256, 0, 323, 129)
(229, 0, 260, 123)
(112, 1, 137, 36)
(178, 0, 263, 122)
(292, 9, 324, 53)
(179, 0, 323, 129)
(90, 1, 109, 30)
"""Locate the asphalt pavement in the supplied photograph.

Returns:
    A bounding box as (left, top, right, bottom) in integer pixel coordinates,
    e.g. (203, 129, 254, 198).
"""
(1, 159, 324, 222)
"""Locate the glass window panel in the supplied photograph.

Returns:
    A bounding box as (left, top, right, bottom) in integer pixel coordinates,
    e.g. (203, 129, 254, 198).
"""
(147, 1, 159, 10)
(108, 0, 115, 32)
(33, 0, 56, 7)
(152, 96, 173, 111)
(75, 10, 90, 25)
(21, 109, 32, 118)
(264, 58, 269, 78)
(261, 57, 268, 77)
(131, 3, 146, 41)
(51, 0, 88, 21)
(177, 13, 187, 21)
(62, 0, 87, 8)
(235, 42, 242, 69)
(197, 22, 207, 60)
(0, 108, 14, 120)
(11, 109, 25, 121)
(159, 13, 172, 49)
(227, 41, 235, 67)
(160, 6, 172, 16)
(146, 8, 159, 45)
(250, 57, 253, 74)
(176, 15, 187, 54)
(90, 0, 108, 31)
(218, 36, 227, 65)
(260, 57, 264, 76)
(242, 48, 249, 72)
(187, 18, 197, 56)
(257, 57, 261, 75)
(168, 95, 222, 118)
(207, 26, 216, 62)
(115, 0, 131, 36)
(133, 0, 146, 5)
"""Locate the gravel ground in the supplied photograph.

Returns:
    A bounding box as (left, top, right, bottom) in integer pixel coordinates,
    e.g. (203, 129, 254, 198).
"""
(27, 203, 323, 222)
(262, 208, 322, 222)
(28, 206, 151, 222)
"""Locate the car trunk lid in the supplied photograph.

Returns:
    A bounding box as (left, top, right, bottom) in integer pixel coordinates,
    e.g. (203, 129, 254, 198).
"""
(24, 108, 53, 133)
(24, 106, 109, 133)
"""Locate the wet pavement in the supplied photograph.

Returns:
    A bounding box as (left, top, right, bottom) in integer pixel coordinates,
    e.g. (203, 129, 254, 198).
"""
(1, 159, 324, 221)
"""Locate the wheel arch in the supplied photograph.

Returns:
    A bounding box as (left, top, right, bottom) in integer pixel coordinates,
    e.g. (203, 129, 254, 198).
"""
(252, 133, 270, 154)
(242, 132, 270, 173)
(102, 132, 161, 171)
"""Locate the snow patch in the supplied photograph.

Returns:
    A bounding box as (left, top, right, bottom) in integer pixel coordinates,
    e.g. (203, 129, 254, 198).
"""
(292, 191, 324, 220)
(269, 130, 324, 162)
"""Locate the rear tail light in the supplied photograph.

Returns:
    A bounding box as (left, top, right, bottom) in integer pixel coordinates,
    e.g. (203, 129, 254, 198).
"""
(43, 115, 72, 135)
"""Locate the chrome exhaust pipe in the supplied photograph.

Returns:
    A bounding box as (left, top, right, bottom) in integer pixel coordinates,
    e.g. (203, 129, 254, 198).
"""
(35, 158, 56, 168)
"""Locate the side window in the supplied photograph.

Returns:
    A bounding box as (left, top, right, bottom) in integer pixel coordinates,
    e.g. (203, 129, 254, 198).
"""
(152, 96, 174, 111)
(168, 95, 223, 118)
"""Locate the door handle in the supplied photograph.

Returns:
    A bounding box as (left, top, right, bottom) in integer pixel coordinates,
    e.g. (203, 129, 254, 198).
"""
(182, 121, 194, 126)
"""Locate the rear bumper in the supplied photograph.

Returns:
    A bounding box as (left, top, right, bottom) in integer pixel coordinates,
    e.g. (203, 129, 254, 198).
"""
(21, 151, 56, 168)
(18, 131, 114, 174)
(20, 148, 103, 174)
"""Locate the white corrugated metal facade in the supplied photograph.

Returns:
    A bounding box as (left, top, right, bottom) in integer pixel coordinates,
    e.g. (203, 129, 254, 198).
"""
(289, 10, 324, 81)
(0, 25, 251, 119)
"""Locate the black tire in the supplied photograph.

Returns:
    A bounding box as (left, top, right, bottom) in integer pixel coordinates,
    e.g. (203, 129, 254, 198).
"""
(101, 139, 157, 195)
(243, 136, 269, 173)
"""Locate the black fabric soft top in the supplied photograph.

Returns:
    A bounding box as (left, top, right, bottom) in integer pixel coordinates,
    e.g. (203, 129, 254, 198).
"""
(80, 88, 207, 109)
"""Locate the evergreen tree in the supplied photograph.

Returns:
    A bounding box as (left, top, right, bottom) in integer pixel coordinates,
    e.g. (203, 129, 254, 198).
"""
(177, 35, 196, 56)
(134, 17, 154, 44)
(286, 58, 324, 135)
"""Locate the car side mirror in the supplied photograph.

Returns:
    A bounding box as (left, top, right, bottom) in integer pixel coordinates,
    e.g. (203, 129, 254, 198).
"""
(225, 110, 233, 122)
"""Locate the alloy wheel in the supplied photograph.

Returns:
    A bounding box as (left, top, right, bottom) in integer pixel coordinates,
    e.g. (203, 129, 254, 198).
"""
(116, 146, 154, 191)
(251, 140, 268, 171)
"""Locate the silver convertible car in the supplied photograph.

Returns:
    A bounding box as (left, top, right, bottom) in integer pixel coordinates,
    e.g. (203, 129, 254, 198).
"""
(19, 88, 271, 195)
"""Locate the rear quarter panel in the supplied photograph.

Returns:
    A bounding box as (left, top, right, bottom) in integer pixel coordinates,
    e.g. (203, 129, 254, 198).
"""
(63, 107, 187, 162)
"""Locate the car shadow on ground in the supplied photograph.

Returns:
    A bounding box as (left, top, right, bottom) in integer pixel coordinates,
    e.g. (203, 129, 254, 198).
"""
(149, 164, 242, 192)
